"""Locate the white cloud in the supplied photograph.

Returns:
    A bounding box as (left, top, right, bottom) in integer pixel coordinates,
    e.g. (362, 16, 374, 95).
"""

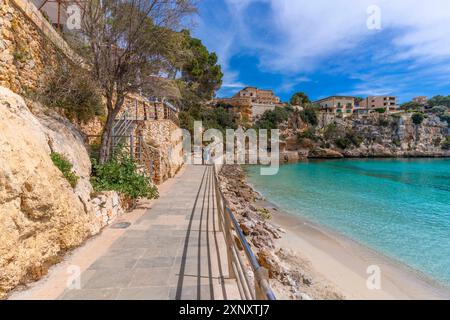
(263, 0, 450, 72)
(197, 0, 450, 98)
(214, 0, 450, 74)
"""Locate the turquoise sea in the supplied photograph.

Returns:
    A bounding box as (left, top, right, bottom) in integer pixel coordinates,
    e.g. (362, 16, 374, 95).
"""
(246, 159, 450, 287)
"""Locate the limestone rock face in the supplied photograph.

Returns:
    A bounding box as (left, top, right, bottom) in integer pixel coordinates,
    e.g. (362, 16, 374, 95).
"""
(0, 87, 95, 298)
(308, 148, 344, 159)
(29, 102, 94, 212)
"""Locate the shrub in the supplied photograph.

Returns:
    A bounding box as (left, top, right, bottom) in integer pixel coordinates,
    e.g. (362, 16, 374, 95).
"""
(297, 128, 319, 143)
(375, 108, 386, 114)
(255, 107, 293, 129)
(39, 65, 104, 123)
(378, 118, 390, 127)
(412, 113, 425, 125)
(91, 151, 159, 200)
(393, 138, 402, 147)
(346, 130, 363, 147)
(439, 114, 450, 126)
(442, 137, 450, 150)
(324, 123, 338, 140)
(257, 208, 272, 220)
(433, 137, 442, 147)
(299, 105, 318, 126)
(50, 152, 79, 188)
(335, 130, 362, 149)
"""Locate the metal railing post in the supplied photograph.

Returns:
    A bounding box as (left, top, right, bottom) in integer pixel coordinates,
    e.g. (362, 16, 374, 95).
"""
(224, 206, 236, 279)
(130, 135, 134, 160)
(212, 164, 276, 300)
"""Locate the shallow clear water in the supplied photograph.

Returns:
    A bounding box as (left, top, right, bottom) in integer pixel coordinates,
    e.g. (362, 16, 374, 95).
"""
(246, 159, 450, 287)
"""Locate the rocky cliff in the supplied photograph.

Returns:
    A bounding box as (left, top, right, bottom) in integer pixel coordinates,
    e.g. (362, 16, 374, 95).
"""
(280, 112, 450, 161)
(0, 87, 126, 298)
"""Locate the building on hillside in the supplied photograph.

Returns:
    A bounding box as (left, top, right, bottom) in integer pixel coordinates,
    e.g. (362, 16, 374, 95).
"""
(314, 96, 356, 116)
(233, 87, 282, 104)
(215, 87, 285, 122)
(358, 96, 400, 113)
(412, 96, 428, 105)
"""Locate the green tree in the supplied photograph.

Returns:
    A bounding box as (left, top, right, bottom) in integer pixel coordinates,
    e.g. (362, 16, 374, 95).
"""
(290, 92, 311, 106)
(428, 95, 450, 108)
(401, 101, 422, 111)
(299, 105, 318, 126)
(254, 107, 293, 130)
(77, 0, 196, 163)
(181, 30, 223, 100)
(179, 104, 237, 136)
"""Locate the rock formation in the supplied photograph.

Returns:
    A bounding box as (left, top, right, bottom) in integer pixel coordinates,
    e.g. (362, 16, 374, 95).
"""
(218, 164, 343, 300)
(0, 87, 99, 298)
(0, 87, 128, 298)
(280, 112, 449, 161)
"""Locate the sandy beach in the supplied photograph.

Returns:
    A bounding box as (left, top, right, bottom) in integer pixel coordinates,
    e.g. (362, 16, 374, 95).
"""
(260, 200, 450, 300)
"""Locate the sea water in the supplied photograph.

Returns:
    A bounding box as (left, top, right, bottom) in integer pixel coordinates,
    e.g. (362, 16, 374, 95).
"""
(246, 159, 450, 287)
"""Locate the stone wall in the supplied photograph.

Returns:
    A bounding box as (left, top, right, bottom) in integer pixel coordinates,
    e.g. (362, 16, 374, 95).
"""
(143, 119, 184, 184)
(0, 0, 81, 94)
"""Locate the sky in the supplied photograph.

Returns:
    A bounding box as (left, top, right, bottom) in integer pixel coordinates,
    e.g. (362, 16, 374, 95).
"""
(193, 0, 450, 103)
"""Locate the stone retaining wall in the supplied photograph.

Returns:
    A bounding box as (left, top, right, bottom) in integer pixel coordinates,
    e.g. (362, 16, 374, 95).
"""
(0, 0, 82, 93)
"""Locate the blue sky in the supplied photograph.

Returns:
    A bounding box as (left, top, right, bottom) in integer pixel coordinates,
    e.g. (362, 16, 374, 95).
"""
(193, 0, 450, 103)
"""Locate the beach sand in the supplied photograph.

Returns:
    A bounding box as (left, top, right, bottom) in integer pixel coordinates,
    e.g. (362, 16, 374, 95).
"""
(258, 200, 450, 300)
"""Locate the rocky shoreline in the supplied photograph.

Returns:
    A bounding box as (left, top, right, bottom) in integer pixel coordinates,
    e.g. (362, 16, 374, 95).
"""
(218, 164, 344, 300)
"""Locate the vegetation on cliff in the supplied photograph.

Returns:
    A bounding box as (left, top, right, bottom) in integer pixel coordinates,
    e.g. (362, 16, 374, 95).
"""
(38, 66, 104, 124)
(91, 150, 159, 200)
(50, 152, 79, 188)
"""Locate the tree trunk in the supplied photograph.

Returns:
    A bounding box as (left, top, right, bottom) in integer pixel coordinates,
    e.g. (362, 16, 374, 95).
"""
(99, 110, 116, 164)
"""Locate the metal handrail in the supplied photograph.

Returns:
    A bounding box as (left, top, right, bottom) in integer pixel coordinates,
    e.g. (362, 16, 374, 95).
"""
(212, 165, 276, 301)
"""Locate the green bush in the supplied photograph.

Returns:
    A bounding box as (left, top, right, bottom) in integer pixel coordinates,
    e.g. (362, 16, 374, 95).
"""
(375, 108, 386, 114)
(254, 107, 292, 130)
(297, 128, 320, 142)
(442, 137, 450, 150)
(299, 105, 318, 126)
(324, 123, 338, 140)
(334, 130, 362, 149)
(433, 137, 442, 147)
(39, 65, 104, 123)
(378, 118, 390, 127)
(91, 151, 159, 200)
(393, 138, 402, 147)
(50, 152, 79, 188)
(439, 114, 450, 126)
(412, 113, 425, 125)
(179, 104, 238, 135)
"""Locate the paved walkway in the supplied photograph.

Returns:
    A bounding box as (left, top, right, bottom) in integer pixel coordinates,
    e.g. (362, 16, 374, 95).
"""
(59, 165, 239, 300)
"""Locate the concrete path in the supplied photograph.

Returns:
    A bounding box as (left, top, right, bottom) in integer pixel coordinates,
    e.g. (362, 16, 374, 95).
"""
(59, 165, 239, 300)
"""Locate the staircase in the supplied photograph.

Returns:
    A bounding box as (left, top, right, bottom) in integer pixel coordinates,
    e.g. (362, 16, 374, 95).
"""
(108, 97, 179, 184)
